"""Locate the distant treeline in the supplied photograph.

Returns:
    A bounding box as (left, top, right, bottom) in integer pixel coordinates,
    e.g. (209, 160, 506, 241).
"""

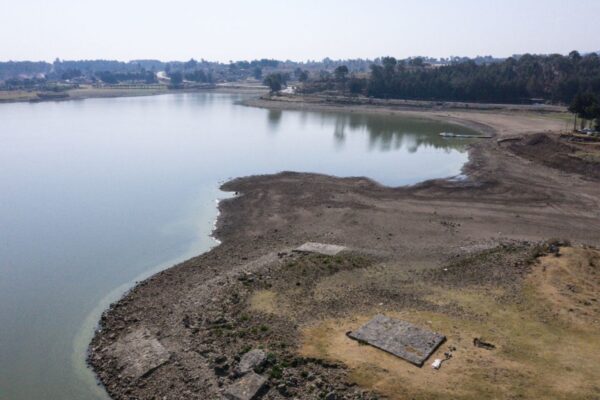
(4, 52, 600, 105)
(301, 51, 600, 104)
(0, 57, 370, 82)
(0, 56, 502, 84)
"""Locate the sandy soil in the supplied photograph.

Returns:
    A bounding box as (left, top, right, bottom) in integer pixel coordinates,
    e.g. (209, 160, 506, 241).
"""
(89, 98, 600, 400)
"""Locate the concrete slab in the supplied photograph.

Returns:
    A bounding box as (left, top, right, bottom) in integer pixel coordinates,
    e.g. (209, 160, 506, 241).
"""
(348, 314, 445, 367)
(224, 372, 266, 400)
(238, 349, 266, 374)
(295, 242, 346, 256)
(111, 327, 170, 379)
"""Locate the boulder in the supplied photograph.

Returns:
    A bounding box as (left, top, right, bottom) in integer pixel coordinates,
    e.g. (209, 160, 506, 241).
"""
(238, 349, 267, 374)
(224, 372, 266, 400)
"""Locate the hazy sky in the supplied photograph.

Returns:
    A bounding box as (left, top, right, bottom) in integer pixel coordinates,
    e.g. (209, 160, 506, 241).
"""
(1, 0, 599, 62)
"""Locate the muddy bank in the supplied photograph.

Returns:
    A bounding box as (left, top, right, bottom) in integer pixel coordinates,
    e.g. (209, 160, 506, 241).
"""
(89, 105, 600, 399)
(0, 84, 267, 104)
(507, 132, 600, 180)
(244, 93, 567, 114)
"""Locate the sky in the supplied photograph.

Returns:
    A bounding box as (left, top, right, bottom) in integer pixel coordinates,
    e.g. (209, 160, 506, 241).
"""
(1, 0, 599, 62)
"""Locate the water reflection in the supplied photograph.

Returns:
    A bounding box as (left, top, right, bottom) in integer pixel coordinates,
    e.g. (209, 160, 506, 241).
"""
(285, 110, 475, 153)
(267, 109, 283, 130)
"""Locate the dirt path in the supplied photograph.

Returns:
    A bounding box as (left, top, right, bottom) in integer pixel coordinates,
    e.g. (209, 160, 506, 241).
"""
(89, 100, 600, 400)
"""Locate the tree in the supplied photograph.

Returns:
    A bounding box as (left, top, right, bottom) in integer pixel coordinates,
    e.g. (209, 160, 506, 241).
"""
(569, 92, 599, 130)
(408, 57, 424, 67)
(298, 70, 309, 82)
(185, 69, 208, 82)
(569, 50, 582, 63)
(319, 70, 331, 80)
(168, 71, 183, 88)
(382, 57, 397, 72)
(61, 69, 82, 80)
(253, 67, 262, 80)
(348, 77, 366, 95)
(334, 65, 349, 81)
(358, 52, 600, 104)
(263, 73, 286, 93)
(96, 71, 118, 84)
(294, 67, 303, 79)
(184, 58, 198, 70)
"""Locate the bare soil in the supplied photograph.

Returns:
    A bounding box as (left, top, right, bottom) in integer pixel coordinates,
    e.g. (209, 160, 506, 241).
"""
(0, 84, 267, 104)
(507, 133, 600, 180)
(89, 98, 600, 400)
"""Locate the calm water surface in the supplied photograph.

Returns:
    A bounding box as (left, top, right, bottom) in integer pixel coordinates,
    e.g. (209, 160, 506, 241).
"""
(0, 93, 476, 399)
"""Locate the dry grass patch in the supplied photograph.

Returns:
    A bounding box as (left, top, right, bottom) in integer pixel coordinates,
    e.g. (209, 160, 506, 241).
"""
(0, 90, 36, 101)
(299, 247, 600, 399)
(249, 289, 280, 315)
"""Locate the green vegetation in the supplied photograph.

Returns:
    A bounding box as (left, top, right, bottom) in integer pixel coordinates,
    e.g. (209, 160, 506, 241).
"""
(97, 70, 157, 84)
(301, 51, 600, 105)
(3, 52, 600, 107)
(568, 92, 600, 130)
(167, 71, 183, 88)
(263, 73, 288, 93)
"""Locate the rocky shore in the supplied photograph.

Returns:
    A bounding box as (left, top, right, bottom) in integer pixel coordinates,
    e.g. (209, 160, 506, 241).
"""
(89, 101, 600, 399)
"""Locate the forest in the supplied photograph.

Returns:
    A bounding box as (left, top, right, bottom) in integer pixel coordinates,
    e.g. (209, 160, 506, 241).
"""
(300, 52, 600, 105)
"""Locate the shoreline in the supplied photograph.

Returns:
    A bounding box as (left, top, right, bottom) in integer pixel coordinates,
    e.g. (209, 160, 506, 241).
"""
(88, 97, 600, 399)
(244, 92, 568, 113)
(75, 192, 229, 399)
(0, 85, 268, 104)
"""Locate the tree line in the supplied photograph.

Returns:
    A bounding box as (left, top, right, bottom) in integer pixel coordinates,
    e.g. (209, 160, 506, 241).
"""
(568, 92, 600, 130)
(300, 51, 600, 106)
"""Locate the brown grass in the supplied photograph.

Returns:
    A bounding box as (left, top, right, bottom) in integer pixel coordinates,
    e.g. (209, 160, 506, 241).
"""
(299, 247, 600, 400)
(0, 90, 36, 102)
(249, 289, 280, 315)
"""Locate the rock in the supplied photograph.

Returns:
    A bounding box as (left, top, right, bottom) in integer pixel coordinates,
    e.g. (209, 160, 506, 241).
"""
(294, 242, 346, 256)
(277, 383, 290, 397)
(325, 391, 338, 400)
(238, 349, 267, 374)
(214, 355, 230, 376)
(110, 327, 170, 380)
(214, 363, 230, 376)
(215, 355, 228, 364)
(223, 372, 267, 400)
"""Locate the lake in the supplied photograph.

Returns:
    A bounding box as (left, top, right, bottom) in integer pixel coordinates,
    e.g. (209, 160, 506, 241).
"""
(0, 92, 475, 399)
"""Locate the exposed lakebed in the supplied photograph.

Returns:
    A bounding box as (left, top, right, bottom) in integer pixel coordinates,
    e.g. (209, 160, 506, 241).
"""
(0, 92, 476, 399)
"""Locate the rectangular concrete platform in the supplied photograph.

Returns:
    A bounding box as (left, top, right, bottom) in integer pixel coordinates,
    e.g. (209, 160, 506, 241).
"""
(294, 242, 346, 256)
(348, 314, 445, 367)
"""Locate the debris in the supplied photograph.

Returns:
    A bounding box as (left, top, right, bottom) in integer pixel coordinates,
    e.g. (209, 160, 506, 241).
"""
(497, 136, 523, 143)
(294, 242, 346, 256)
(237, 349, 267, 374)
(431, 344, 457, 370)
(473, 338, 496, 350)
(348, 315, 446, 367)
(223, 372, 267, 400)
